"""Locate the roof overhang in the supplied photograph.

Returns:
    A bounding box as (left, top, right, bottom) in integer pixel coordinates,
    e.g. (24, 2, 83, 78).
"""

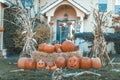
(0, 0, 10, 8)
(41, 0, 90, 15)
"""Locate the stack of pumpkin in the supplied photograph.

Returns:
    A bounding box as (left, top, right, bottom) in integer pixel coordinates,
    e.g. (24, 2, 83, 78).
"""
(18, 40, 102, 70)
(17, 56, 102, 70)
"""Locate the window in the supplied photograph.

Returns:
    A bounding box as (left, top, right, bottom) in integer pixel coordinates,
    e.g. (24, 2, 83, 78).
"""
(98, 0, 107, 12)
(115, 0, 120, 14)
(20, 0, 33, 7)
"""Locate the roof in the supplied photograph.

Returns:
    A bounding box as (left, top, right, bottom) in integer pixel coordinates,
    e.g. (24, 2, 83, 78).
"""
(0, 0, 9, 8)
(41, 0, 90, 15)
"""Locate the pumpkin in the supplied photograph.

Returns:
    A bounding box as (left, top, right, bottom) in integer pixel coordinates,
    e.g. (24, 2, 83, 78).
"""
(91, 57, 102, 69)
(47, 62, 54, 68)
(49, 21, 54, 25)
(38, 43, 46, 51)
(18, 57, 36, 70)
(67, 56, 79, 69)
(44, 44, 55, 53)
(50, 64, 57, 71)
(80, 57, 91, 69)
(18, 57, 26, 69)
(36, 60, 46, 69)
(61, 40, 75, 52)
(55, 56, 66, 68)
(56, 48, 62, 53)
(54, 44, 61, 52)
(0, 27, 4, 32)
(25, 58, 36, 70)
(67, 21, 72, 25)
(59, 22, 64, 26)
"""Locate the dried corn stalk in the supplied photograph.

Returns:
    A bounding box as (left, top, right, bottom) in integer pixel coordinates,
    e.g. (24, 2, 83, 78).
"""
(7, 2, 38, 57)
(89, 9, 111, 66)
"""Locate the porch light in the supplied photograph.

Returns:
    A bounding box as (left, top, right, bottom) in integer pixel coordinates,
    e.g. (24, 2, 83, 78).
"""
(64, 13, 68, 20)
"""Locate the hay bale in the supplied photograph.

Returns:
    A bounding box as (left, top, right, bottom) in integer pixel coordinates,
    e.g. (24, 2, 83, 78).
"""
(32, 51, 83, 63)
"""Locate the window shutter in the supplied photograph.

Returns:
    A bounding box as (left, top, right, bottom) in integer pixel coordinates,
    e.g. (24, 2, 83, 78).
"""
(99, 0, 107, 12)
(115, 5, 120, 14)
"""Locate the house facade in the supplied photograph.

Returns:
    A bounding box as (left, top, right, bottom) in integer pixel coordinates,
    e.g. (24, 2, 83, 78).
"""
(38, 0, 119, 41)
(1, 0, 120, 54)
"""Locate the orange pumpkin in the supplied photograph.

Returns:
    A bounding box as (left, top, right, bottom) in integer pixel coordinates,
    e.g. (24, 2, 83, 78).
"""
(18, 57, 36, 70)
(61, 40, 75, 52)
(54, 44, 61, 52)
(67, 21, 72, 25)
(49, 21, 54, 25)
(80, 57, 91, 69)
(59, 22, 64, 26)
(44, 44, 55, 53)
(47, 62, 54, 68)
(56, 48, 62, 53)
(50, 65, 57, 71)
(55, 56, 66, 68)
(91, 57, 102, 69)
(67, 56, 79, 69)
(38, 43, 46, 51)
(0, 27, 4, 32)
(18, 57, 26, 69)
(25, 58, 36, 70)
(36, 60, 46, 69)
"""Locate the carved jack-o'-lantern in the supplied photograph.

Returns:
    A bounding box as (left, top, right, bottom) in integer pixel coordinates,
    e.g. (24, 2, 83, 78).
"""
(37, 60, 46, 69)
(67, 56, 79, 69)
(55, 56, 66, 68)
(80, 57, 91, 69)
(91, 57, 102, 69)
(44, 44, 55, 53)
(61, 40, 75, 52)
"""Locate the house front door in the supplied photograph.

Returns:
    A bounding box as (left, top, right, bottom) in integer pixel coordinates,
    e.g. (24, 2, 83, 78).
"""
(56, 20, 75, 44)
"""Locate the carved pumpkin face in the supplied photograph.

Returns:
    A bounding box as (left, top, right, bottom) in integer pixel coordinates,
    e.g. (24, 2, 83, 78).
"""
(55, 56, 66, 68)
(80, 57, 91, 69)
(91, 57, 102, 69)
(67, 56, 79, 69)
(37, 60, 46, 69)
